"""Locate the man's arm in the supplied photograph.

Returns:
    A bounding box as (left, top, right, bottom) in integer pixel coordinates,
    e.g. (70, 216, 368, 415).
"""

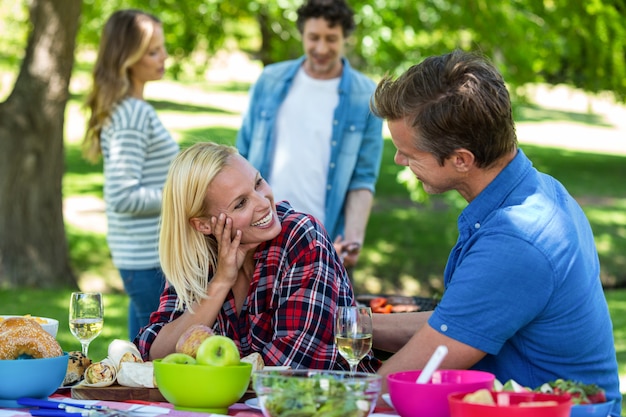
(337, 188, 373, 267)
(373, 311, 432, 353)
(376, 321, 486, 394)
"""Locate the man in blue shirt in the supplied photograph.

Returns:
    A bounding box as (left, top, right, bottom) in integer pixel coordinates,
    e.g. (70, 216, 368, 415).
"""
(370, 50, 622, 416)
(236, 0, 383, 269)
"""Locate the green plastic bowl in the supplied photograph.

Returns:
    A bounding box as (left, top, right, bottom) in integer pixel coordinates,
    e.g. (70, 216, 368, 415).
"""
(153, 359, 252, 414)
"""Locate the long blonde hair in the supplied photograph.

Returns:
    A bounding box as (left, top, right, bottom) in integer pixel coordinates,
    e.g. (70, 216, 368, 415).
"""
(83, 9, 161, 162)
(160, 142, 239, 311)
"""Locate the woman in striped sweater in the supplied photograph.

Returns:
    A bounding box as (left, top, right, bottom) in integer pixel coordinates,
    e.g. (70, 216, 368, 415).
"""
(83, 9, 179, 341)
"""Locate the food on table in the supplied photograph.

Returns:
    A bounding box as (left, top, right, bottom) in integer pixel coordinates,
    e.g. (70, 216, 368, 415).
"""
(462, 389, 560, 407)
(62, 350, 92, 386)
(116, 361, 155, 388)
(0, 316, 63, 359)
(175, 323, 215, 358)
(502, 378, 530, 392)
(241, 352, 265, 372)
(254, 370, 379, 417)
(108, 338, 143, 368)
(83, 357, 117, 386)
(161, 352, 197, 364)
(0, 314, 47, 324)
(162, 335, 242, 368)
(535, 379, 607, 405)
(518, 401, 559, 407)
(196, 335, 240, 366)
(463, 388, 496, 404)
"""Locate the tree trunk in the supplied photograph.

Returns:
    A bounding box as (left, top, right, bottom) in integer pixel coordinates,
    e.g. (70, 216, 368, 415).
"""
(0, 0, 82, 288)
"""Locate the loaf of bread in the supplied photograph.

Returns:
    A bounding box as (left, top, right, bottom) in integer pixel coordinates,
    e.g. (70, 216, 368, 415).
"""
(0, 316, 63, 359)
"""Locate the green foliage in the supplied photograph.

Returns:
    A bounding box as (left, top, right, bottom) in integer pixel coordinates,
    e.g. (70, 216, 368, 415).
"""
(4, 1, 626, 99)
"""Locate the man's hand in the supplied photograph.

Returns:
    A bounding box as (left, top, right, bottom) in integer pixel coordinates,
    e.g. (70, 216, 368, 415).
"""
(334, 236, 362, 267)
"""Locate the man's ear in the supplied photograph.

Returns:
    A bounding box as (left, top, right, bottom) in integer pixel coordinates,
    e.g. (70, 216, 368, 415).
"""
(189, 217, 212, 235)
(450, 148, 475, 173)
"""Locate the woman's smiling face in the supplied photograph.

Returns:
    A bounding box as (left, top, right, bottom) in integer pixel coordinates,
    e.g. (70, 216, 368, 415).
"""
(204, 154, 281, 245)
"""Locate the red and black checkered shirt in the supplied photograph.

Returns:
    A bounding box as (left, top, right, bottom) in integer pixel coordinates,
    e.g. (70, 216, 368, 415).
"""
(135, 202, 381, 372)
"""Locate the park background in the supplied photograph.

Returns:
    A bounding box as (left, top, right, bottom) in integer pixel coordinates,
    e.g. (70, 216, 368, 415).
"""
(0, 0, 625, 409)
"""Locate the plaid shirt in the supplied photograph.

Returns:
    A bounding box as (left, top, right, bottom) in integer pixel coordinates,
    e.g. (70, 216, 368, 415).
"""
(135, 202, 381, 372)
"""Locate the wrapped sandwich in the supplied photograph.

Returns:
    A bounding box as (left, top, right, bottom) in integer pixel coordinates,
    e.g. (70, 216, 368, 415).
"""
(108, 339, 143, 369)
(117, 361, 155, 388)
(82, 357, 117, 387)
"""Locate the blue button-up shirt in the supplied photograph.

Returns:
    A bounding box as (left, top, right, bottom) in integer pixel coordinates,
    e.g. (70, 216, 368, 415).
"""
(236, 57, 383, 239)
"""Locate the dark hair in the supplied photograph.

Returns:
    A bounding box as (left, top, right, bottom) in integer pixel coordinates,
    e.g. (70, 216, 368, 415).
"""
(371, 50, 517, 168)
(296, 0, 355, 37)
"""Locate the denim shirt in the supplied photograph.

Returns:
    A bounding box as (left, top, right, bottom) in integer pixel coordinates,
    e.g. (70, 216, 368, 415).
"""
(236, 56, 384, 239)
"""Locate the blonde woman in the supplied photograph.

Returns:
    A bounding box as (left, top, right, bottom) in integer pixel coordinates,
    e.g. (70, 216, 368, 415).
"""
(83, 9, 179, 341)
(135, 142, 381, 372)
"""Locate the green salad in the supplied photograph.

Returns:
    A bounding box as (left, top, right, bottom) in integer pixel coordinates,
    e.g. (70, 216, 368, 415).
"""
(254, 372, 374, 417)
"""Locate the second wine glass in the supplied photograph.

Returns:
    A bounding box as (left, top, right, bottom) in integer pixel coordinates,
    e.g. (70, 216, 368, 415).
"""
(335, 306, 373, 374)
(69, 292, 104, 358)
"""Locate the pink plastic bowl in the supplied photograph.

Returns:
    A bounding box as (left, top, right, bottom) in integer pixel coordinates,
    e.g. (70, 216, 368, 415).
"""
(387, 369, 495, 417)
(448, 391, 572, 417)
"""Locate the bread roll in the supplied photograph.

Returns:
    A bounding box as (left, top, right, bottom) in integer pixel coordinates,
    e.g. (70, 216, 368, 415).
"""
(0, 316, 63, 359)
(175, 324, 215, 358)
(63, 351, 92, 386)
(241, 352, 265, 372)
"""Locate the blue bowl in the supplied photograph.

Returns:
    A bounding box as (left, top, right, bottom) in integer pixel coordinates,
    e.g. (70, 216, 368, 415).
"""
(570, 400, 615, 417)
(0, 353, 69, 407)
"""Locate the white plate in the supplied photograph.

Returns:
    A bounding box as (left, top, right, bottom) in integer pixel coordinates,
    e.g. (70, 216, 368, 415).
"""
(382, 393, 394, 408)
(244, 397, 260, 410)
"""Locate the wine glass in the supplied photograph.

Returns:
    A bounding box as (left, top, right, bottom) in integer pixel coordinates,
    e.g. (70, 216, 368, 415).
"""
(69, 292, 104, 357)
(335, 306, 373, 374)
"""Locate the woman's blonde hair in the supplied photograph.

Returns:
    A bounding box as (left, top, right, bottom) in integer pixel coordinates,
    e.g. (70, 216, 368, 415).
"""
(83, 9, 161, 162)
(159, 142, 239, 311)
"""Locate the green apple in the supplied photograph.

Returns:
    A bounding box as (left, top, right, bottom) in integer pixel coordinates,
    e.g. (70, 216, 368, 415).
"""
(161, 352, 197, 365)
(196, 335, 240, 366)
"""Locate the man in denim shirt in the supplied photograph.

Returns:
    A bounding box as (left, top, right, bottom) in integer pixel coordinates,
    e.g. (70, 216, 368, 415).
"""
(370, 50, 622, 416)
(236, 0, 383, 269)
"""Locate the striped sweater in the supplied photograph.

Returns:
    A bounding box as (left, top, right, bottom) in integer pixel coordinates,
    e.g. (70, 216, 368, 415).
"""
(100, 97, 179, 270)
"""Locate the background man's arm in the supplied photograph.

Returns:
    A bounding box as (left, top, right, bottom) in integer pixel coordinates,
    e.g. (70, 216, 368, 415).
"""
(337, 188, 373, 267)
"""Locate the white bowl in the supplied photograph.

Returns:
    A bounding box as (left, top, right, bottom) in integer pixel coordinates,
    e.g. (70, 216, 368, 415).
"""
(0, 315, 59, 338)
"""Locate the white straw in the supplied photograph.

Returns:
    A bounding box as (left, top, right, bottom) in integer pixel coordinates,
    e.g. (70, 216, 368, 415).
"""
(416, 345, 448, 384)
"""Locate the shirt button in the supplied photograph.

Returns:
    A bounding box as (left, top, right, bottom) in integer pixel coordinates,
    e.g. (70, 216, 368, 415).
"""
(474, 222, 481, 229)
(327, 185, 332, 190)
(349, 125, 356, 131)
(332, 141, 337, 146)
(333, 120, 339, 125)
(330, 163, 335, 168)
(440, 324, 448, 332)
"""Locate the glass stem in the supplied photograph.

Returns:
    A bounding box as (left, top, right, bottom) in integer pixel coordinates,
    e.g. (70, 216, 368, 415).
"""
(81, 342, 90, 357)
(349, 362, 358, 375)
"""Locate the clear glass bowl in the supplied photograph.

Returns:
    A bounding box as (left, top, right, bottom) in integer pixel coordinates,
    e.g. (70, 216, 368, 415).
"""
(252, 369, 382, 417)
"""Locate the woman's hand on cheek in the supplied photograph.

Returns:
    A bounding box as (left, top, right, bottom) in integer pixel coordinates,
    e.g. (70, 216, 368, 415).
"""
(212, 214, 243, 287)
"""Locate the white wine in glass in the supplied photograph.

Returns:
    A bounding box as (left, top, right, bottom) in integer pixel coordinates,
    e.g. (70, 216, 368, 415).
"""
(335, 306, 373, 374)
(69, 292, 104, 357)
